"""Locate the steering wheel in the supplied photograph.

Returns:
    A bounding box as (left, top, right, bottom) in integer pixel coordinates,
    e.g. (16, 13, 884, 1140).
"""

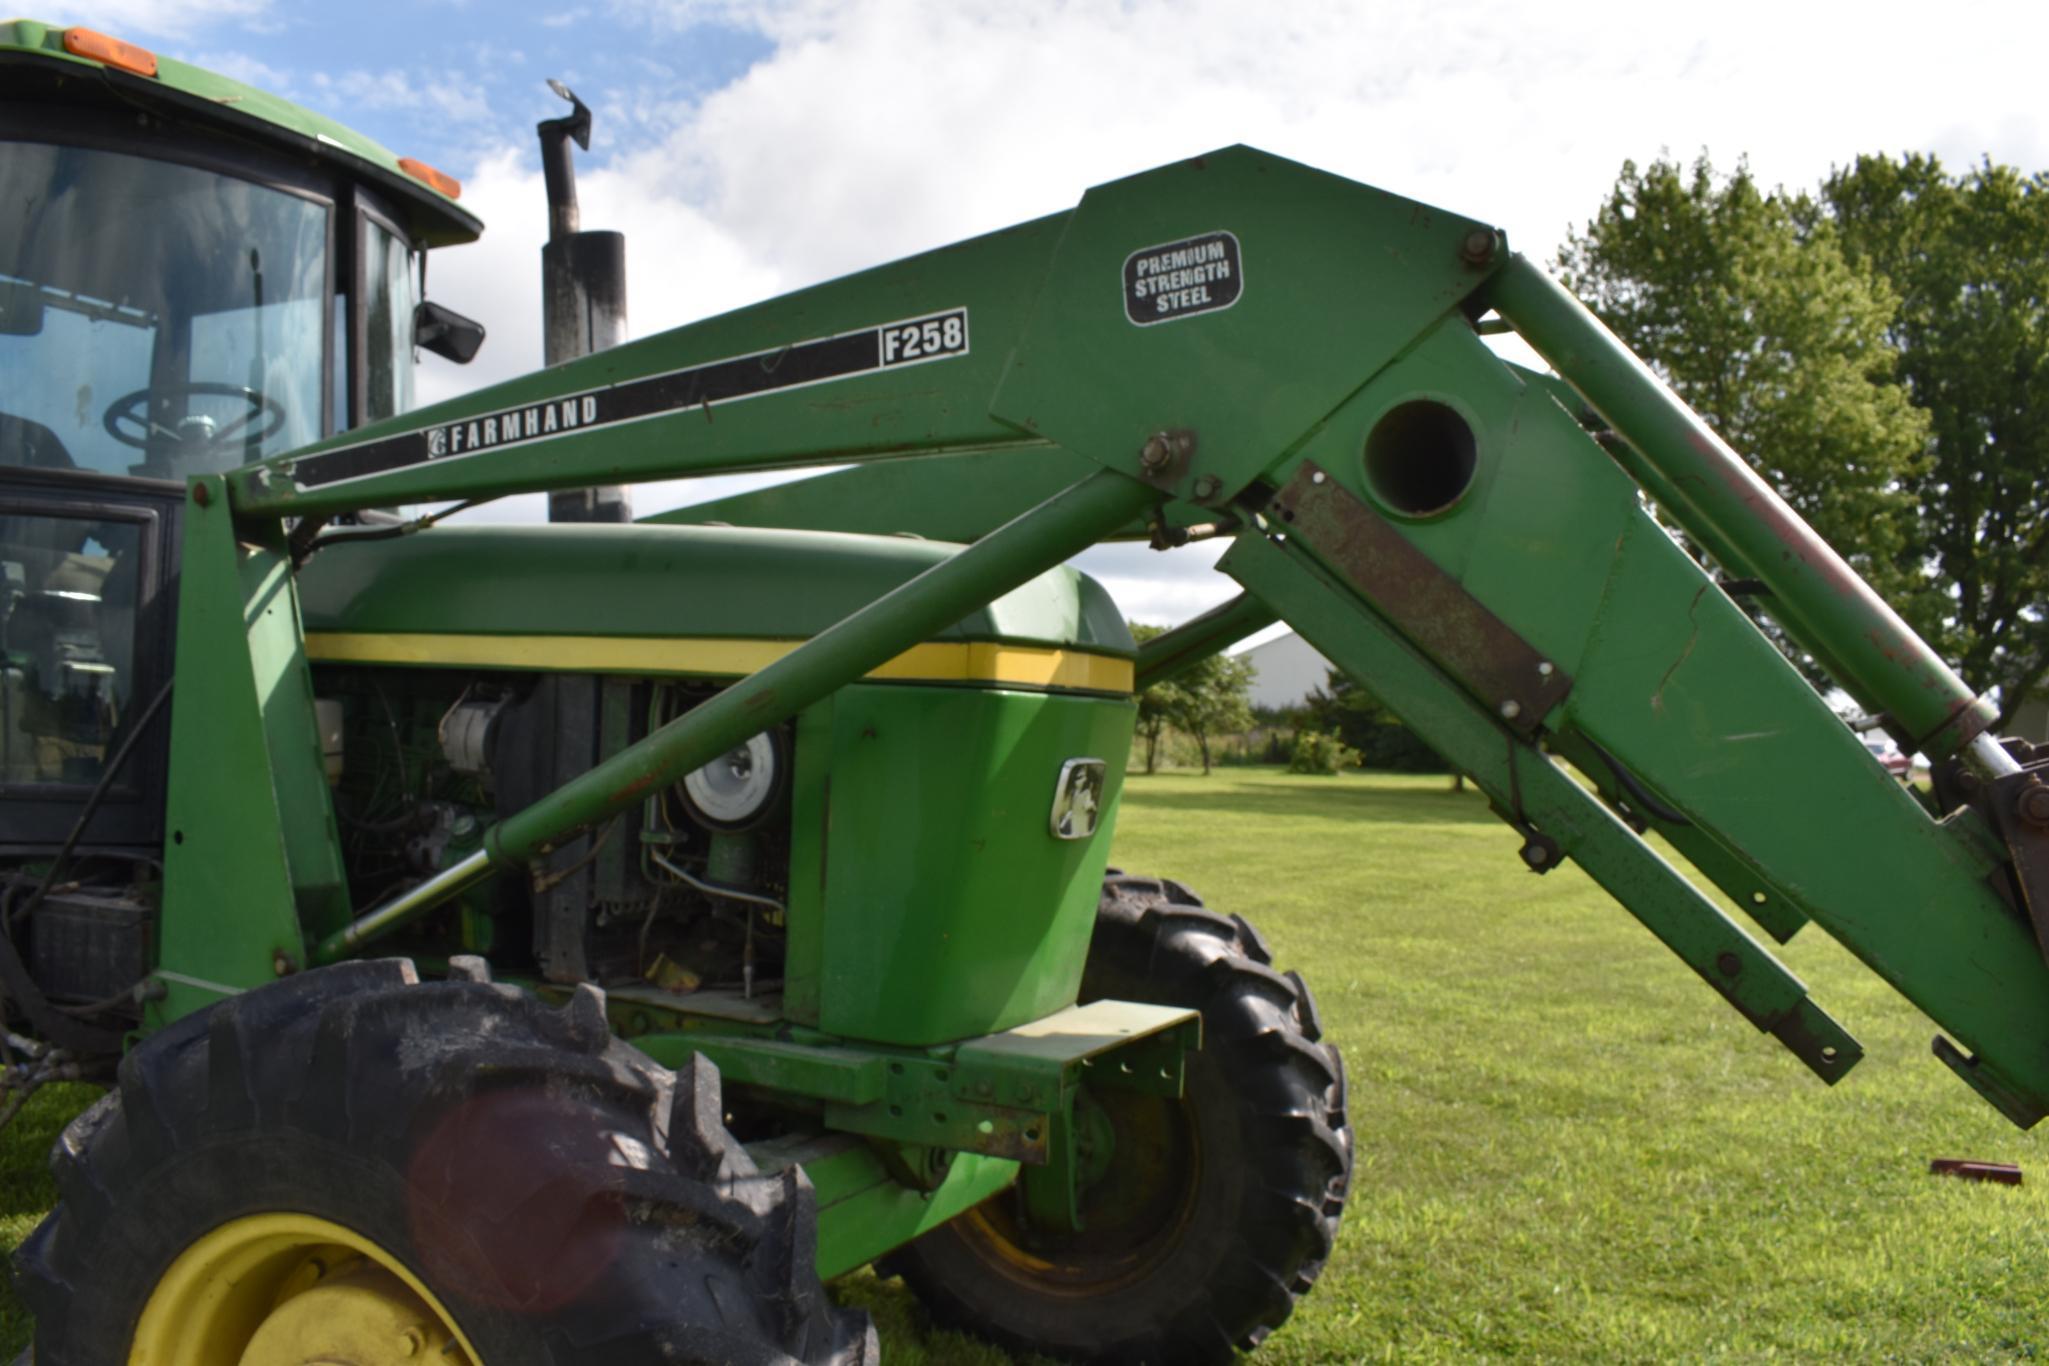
(102, 382, 286, 453)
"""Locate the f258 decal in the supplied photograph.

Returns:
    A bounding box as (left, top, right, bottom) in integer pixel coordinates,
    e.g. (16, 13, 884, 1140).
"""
(287, 307, 972, 490)
(881, 309, 968, 365)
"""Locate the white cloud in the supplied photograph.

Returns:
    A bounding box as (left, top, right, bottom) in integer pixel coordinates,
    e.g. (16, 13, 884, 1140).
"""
(411, 0, 2047, 621)
(604, 0, 779, 31)
(644, 0, 2040, 278)
(33, 0, 273, 40)
(304, 67, 497, 125)
(1071, 542, 1238, 628)
(417, 143, 787, 408)
(185, 48, 295, 92)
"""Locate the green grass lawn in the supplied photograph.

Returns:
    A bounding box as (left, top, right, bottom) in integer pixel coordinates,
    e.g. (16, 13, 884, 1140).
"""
(5, 768, 2047, 1359)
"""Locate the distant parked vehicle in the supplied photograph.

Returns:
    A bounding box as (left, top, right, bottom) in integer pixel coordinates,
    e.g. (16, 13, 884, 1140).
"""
(1865, 737, 1913, 779)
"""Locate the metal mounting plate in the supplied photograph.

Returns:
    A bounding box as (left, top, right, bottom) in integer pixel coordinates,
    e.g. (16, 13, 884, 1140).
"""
(955, 998, 1201, 1106)
(1270, 461, 1573, 734)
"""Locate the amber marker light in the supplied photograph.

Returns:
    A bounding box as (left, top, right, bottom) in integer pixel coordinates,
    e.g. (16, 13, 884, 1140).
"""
(398, 157, 462, 200)
(62, 27, 159, 78)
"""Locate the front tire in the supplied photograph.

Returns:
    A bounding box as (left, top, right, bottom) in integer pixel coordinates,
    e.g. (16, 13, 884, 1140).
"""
(889, 874, 1352, 1363)
(15, 958, 875, 1365)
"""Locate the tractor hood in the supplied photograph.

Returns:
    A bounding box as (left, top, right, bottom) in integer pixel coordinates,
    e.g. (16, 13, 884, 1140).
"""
(294, 522, 1135, 689)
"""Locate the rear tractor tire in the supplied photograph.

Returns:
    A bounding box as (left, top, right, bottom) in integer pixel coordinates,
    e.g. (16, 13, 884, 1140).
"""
(14, 958, 875, 1366)
(888, 874, 1352, 1364)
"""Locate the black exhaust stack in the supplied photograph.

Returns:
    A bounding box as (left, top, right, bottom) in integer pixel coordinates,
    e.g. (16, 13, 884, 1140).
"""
(538, 79, 630, 523)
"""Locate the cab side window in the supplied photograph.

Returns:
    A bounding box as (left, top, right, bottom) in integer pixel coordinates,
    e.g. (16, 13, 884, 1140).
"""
(0, 508, 145, 787)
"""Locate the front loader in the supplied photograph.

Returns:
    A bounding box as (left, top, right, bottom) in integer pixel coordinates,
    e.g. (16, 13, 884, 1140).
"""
(4, 18, 2048, 1364)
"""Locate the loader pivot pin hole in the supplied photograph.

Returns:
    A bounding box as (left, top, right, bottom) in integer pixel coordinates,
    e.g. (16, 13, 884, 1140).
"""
(1365, 399, 1477, 517)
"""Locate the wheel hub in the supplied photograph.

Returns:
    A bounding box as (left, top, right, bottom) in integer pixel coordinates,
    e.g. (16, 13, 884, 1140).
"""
(965, 1083, 1201, 1290)
(129, 1213, 478, 1366)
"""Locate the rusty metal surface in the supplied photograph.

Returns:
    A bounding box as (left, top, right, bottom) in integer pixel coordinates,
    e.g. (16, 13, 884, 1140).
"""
(1270, 461, 1573, 734)
(1929, 1158, 2023, 1185)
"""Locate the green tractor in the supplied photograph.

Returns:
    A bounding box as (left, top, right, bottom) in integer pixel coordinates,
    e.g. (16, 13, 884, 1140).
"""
(4, 17, 2049, 1366)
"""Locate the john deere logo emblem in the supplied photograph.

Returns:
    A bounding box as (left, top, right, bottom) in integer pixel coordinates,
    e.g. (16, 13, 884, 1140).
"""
(1050, 758, 1107, 840)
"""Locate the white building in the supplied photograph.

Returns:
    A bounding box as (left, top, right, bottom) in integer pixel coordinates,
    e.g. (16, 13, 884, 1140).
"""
(1238, 632, 1334, 711)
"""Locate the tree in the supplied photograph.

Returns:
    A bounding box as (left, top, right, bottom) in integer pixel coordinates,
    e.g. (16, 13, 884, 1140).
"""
(1555, 156, 1930, 611)
(1303, 669, 1445, 772)
(1559, 152, 2049, 722)
(1128, 624, 1182, 775)
(1127, 625, 1256, 775)
(1168, 650, 1256, 775)
(1815, 155, 2049, 722)
(1288, 730, 1359, 774)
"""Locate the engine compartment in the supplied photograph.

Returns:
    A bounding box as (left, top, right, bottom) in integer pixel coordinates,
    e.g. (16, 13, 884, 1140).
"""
(319, 665, 794, 997)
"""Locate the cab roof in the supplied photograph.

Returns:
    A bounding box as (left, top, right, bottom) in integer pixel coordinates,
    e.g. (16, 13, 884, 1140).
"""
(0, 18, 484, 248)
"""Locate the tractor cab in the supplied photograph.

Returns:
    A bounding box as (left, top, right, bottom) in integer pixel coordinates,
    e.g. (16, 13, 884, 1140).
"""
(0, 140, 394, 480)
(0, 19, 479, 843)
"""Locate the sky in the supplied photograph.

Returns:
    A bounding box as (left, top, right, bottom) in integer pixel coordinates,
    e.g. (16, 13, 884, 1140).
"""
(45, 0, 2049, 634)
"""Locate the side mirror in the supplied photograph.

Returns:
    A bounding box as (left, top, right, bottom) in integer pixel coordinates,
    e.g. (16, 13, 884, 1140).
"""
(414, 300, 485, 364)
(0, 279, 46, 336)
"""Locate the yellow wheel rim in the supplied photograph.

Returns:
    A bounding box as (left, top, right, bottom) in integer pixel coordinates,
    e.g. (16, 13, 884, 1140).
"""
(956, 1086, 1203, 1294)
(129, 1213, 481, 1366)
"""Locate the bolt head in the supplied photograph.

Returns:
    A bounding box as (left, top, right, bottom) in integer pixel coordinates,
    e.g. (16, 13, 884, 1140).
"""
(1139, 433, 1174, 471)
(1192, 474, 1223, 500)
(2019, 783, 2049, 829)
(1460, 228, 1500, 266)
(1499, 699, 1522, 720)
(1537, 661, 1555, 678)
(272, 952, 292, 977)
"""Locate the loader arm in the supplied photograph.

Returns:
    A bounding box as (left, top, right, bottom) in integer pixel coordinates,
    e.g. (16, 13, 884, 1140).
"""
(193, 146, 2049, 1125)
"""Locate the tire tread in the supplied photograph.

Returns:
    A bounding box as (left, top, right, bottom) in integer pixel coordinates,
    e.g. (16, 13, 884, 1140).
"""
(15, 960, 870, 1365)
(893, 876, 1353, 1364)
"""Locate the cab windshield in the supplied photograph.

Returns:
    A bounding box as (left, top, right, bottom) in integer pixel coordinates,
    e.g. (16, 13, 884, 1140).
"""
(0, 141, 328, 480)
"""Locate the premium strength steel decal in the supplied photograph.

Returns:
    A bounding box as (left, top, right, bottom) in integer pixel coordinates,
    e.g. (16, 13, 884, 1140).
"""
(287, 307, 971, 489)
(1122, 231, 1242, 325)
